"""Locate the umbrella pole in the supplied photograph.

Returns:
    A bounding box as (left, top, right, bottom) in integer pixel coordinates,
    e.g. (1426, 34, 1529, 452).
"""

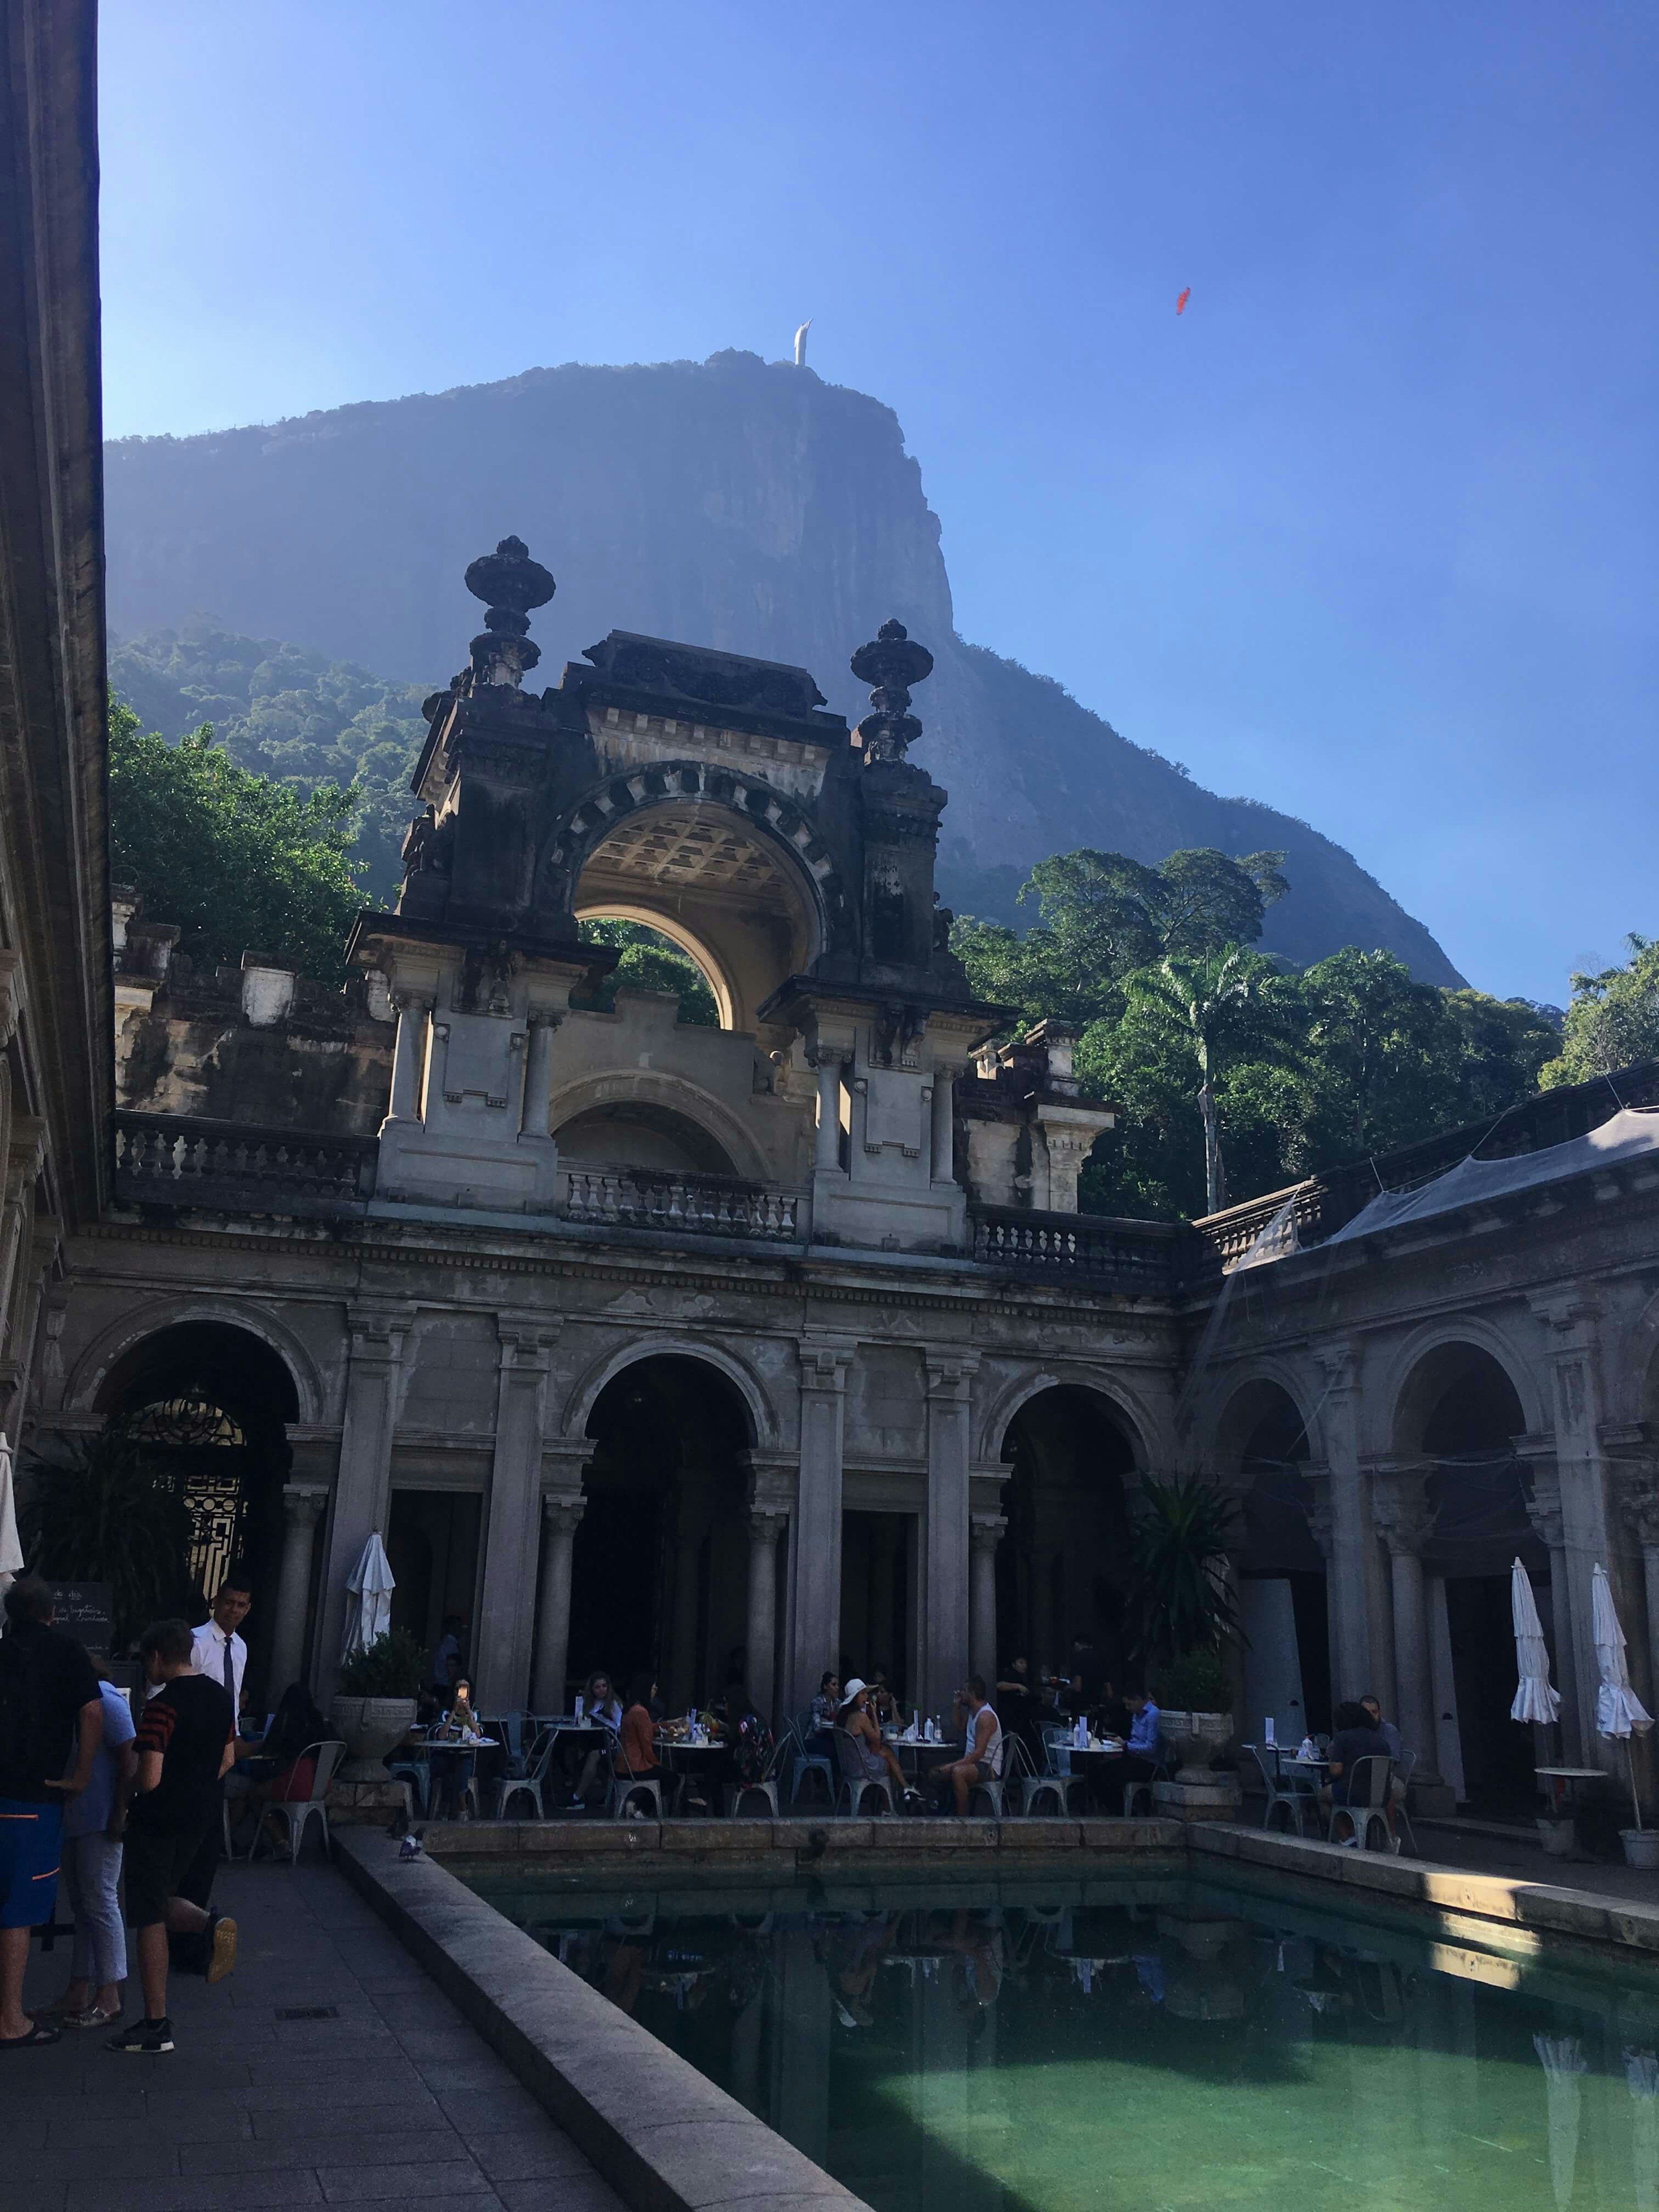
(1630, 1738, 1643, 1833)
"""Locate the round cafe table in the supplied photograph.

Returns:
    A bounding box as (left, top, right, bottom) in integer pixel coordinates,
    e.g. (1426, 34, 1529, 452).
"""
(886, 1738, 960, 1783)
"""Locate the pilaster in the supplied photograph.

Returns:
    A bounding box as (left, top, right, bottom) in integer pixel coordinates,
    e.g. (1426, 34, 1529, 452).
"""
(317, 1302, 416, 1690)
(923, 1349, 979, 1713)
(789, 1337, 855, 1716)
(1528, 1292, 1621, 1773)
(477, 1312, 561, 1709)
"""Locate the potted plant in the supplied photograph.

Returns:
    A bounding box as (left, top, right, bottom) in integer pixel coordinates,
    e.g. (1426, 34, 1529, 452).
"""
(331, 1628, 427, 1781)
(1128, 1476, 1243, 1806)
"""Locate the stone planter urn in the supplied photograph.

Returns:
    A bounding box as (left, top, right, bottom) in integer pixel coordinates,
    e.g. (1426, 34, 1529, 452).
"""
(1153, 1710, 1241, 1823)
(329, 1694, 418, 1784)
(1622, 1827, 1659, 1871)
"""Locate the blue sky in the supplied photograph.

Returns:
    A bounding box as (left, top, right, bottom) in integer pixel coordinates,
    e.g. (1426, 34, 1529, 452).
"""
(98, 2, 1656, 1003)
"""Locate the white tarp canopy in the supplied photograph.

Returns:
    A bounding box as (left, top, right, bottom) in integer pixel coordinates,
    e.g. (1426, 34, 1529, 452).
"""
(1510, 1558, 1562, 1725)
(341, 1531, 396, 1663)
(1327, 1106, 1659, 1247)
(0, 1433, 22, 1602)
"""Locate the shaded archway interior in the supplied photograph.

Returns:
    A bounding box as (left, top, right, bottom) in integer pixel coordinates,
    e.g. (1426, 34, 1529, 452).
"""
(564, 1355, 758, 1710)
(575, 798, 819, 1037)
(994, 1386, 1137, 1694)
(1404, 1343, 1538, 1808)
(1230, 1379, 1332, 1741)
(97, 1322, 300, 1706)
(553, 1101, 737, 1177)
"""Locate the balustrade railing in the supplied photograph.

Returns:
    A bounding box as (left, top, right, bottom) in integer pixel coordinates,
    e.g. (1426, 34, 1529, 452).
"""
(114, 1111, 378, 1212)
(560, 1165, 806, 1242)
(970, 1205, 1178, 1292)
(1182, 1180, 1330, 1281)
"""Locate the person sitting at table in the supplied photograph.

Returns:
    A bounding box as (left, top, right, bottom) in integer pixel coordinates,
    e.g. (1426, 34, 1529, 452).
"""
(561, 1671, 623, 1808)
(240, 1682, 327, 1845)
(810, 1671, 840, 1738)
(868, 1673, 899, 1727)
(930, 1678, 1004, 1816)
(1359, 1693, 1411, 1832)
(1113, 1688, 1163, 1800)
(613, 1673, 677, 1812)
(427, 1677, 483, 1818)
(1319, 1700, 1393, 1840)
(837, 1680, 922, 1808)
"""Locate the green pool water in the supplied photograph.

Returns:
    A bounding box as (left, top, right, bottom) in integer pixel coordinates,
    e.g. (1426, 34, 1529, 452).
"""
(458, 1860, 1659, 2212)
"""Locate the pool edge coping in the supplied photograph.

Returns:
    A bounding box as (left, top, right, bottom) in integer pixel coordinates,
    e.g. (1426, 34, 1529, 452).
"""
(335, 1827, 874, 2212)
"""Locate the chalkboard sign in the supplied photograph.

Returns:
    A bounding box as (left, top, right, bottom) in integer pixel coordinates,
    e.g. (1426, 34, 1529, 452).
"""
(46, 1582, 115, 1653)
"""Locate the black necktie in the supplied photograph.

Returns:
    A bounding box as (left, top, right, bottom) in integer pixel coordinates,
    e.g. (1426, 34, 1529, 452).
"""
(222, 1634, 235, 1702)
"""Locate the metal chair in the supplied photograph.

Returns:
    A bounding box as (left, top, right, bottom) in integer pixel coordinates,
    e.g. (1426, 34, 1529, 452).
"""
(496, 1727, 557, 1819)
(388, 1748, 431, 1818)
(1122, 1746, 1170, 1817)
(1392, 1747, 1420, 1855)
(832, 1727, 894, 1816)
(788, 1713, 835, 1807)
(248, 1740, 346, 1865)
(727, 1730, 787, 1817)
(1327, 1754, 1394, 1850)
(1246, 1745, 1316, 1837)
(606, 1737, 666, 1820)
(1036, 1727, 1088, 1816)
(1005, 1735, 1065, 1815)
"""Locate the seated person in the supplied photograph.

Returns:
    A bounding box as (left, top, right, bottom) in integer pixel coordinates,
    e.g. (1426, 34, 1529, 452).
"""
(428, 1677, 483, 1818)
(1320, 1700, 1394, 1839)
(931, 1678, 1005, 1816)
(809, 1672, 840, 1744)
(1112, 1689, 1163, 1807)
(239, 1683, 327, 1841)
(837, 1680, 921, 1807)
(566, 1671, 624, 1807)
(1360, 1693, 1410, 1824)
(613, 1673, 677, 1811)
(868, 1672, 899, 1727)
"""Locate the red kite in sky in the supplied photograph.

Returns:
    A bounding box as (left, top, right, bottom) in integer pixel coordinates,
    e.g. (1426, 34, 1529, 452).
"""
(1176, 287, 1191, 315)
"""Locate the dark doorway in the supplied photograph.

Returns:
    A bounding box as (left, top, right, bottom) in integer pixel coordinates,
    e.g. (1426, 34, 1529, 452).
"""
(96, 1322, 301, 1708)
(1446, 1574, 1538, 1808)
(387, 1490, 483, 1683)
(839, 1512, 913, 1705)
(995, 1387, 1135, 1689)
(568, 1357, 753, 1709)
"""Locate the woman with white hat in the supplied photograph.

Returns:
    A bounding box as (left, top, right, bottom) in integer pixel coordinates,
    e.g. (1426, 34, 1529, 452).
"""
(838, 1680, 922, 1808)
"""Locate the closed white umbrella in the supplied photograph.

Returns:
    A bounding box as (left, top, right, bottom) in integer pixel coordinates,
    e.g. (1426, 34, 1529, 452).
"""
(1535, 2034, 1587, 2212)
(1510, 1557, 1561, 1724)
(0, 1433, 22, 1606)
(342, 1531, 395, 1662)
(1592, 1560, 1653, 1830)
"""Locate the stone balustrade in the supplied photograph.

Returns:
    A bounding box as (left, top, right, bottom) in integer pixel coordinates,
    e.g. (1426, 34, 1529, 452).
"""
(559, 1164, 806, 1242)
(970, 1205, 1178, 1291)
(114, 1110, 378, 1213)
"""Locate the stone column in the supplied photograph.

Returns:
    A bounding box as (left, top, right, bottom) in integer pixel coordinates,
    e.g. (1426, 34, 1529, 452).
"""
(475, 1314, 560, 1711)
(1372, 1466, 1443, 1796)
(923, 1351, 979, 1713)
(1617, 1468, 1659, 1712)
(383, 991, 432, 1127)
(1313, 1344, 1379, 1698)
(969, 1515, 1004, 1687)
(790, 1338, 855, 1715)
(813, 1054, 843, 1175)
(519, 1013, 559, 1141)
(270, 1484, 329, 1695)
(317, 1303, 416, 1687)
(745, 1506, 788, 1724)
(1529, 1294, 1623, 1774)
(1524, 1465, 1579, 1763)
(531, 1494, 584, 1713)
(929, 1071, 955, 1186)
(1303, 1466, 1341, 1723)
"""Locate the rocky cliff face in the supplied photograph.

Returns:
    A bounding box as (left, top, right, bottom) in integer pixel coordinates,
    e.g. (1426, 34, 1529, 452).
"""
(105, 348, 1462, 983)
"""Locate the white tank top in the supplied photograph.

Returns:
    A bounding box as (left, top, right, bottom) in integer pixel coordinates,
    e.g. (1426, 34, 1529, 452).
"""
(967, 1703, 1004, 1774)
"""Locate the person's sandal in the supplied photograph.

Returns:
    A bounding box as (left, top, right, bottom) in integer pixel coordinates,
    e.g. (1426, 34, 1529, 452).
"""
(0, 2019, 60, 2049)
(64, 2003, 122, 2029)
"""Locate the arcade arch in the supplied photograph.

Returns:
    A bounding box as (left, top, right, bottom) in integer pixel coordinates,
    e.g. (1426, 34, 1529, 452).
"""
(1219, 1376, 1331, 1740)
(565, 1354, 758, 1712)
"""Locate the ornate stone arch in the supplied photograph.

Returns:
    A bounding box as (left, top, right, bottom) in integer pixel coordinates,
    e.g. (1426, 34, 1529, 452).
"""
(1611, 1284, 1659, 1435)
(62, 1298, 327, 1427)
(1376, 1313, 1545, 1458)
(543, 1068, 773, 1183)
(559, 1334, 780, 1450)
(1194, 1359, 1326, 1477)
(537, 762, 840, 961)
(977, 1362, 1163, 1471)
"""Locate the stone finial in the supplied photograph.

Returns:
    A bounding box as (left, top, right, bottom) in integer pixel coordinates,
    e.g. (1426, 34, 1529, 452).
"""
(464, 535, 556, 690)
(852, 618, 933, 763)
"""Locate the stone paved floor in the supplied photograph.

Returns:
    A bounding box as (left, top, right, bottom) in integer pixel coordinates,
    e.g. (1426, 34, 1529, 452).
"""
(1414, 1818, 1659, 1905)
(4, 1859, 625, 2212)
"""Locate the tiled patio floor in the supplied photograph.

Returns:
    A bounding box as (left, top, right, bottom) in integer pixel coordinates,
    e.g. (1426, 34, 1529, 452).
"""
(4, 1857, 625, 2212)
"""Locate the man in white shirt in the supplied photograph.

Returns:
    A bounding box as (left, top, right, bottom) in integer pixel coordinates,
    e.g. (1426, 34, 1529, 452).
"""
(174, 1566, 255, 1967)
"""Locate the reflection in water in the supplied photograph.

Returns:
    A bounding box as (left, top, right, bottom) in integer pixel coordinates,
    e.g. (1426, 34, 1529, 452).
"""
(470, 1868, 1659, 2212)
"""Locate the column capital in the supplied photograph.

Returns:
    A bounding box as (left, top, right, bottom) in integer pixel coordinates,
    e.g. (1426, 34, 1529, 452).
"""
(281, 1482, 331, 1528)
(390, 986, 434, 1014)
(346, 1301, 417, 1361)
(1525, 1466, 1566, 1551)
(748, 1503, 789, 1545)
(1311, 1339, 1363, 1394)
(798, 1335, 857, 1390)
(1301, 1464, 1334, 1559)
(969, 1513, 1006, 1557)
(924, 1349, 981, 1398)
(496, 1310, 561, 1368)
(540, 1494, 585, 1537)
(1528, 1290, 1602, 1340)
(1613, 1460, 1659, 1548)
(1371, 1465, 1435, 1557)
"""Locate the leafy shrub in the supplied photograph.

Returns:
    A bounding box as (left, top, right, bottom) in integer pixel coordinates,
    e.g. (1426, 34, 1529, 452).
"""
(1152, 1647, 1230, 1713)
(20, 1431, 196, 1648)
(337, 1628, 428, 1698)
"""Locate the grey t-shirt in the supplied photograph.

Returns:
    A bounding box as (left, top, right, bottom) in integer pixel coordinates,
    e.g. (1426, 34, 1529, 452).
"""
(63, 1681, 137, 1838)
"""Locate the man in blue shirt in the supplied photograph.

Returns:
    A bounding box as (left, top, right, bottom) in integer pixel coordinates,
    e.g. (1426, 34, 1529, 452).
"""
(1120, 1691, 1163, 1790)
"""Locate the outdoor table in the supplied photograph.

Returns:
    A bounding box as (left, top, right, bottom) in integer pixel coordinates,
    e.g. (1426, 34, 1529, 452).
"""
(425, 1733, 499, 1817)
(888, 1739, 960, 1780)
(1535, 1766, 1608, 1813)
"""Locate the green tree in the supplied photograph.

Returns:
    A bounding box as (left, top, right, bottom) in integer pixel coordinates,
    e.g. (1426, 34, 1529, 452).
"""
(1443, 989, 1562, 1123)
(575, 918, 718, 1027)
(1540, 935, 1659, 1088)
(108, 702, 367, 981)
(953, 844, 1286, 1030)
(1295, 947, 1461, 1160)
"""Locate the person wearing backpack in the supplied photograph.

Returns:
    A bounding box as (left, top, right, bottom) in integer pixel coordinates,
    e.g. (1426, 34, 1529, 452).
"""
(0, 1573, 104, 2050)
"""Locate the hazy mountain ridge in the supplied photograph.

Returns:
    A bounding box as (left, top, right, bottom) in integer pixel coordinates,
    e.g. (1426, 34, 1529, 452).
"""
(104, 349, 1464, 984)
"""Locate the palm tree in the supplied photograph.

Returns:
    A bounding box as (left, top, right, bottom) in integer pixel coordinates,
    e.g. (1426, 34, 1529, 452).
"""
(1125, 944, 1284, 1215)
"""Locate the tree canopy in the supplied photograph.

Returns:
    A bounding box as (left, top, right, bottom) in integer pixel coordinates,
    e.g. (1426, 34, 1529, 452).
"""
(1540, 935, 1659, 1089)
(575, 918, 719, 1027)
(108, 702, 366, 982)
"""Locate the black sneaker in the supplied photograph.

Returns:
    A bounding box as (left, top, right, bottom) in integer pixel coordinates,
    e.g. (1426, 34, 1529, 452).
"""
(206, 1913, 238, 1985)
(108, 2016, 174, 2054)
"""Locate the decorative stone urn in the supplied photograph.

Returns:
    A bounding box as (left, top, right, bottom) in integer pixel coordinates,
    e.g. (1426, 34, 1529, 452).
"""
(1622, 1827, 1659, 1871)
(329, 1694, 418, 1784)
(1153, 1710, 1242, 1822)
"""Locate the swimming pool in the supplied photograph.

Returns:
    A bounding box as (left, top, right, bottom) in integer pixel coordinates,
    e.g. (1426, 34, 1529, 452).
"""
(458, 1860, 1659, 2212)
